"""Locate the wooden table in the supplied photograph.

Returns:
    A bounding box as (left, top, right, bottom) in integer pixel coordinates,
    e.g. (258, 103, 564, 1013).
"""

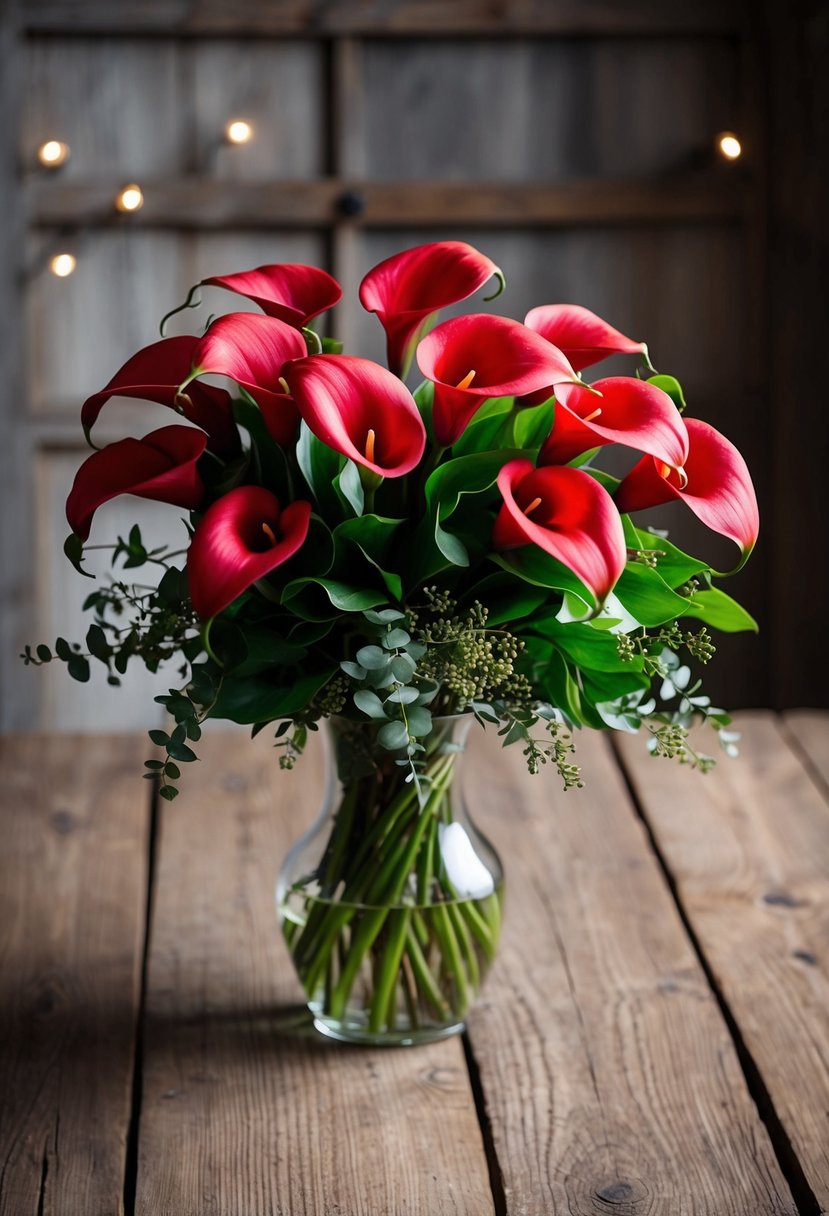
(1, 711, 827, 1215)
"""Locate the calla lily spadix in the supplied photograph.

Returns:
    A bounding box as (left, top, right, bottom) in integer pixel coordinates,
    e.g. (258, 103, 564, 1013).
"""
(525, 303, 649, 373)
(493, 459, 626, 604)
(81, 335, 239, 457)
(180, 313, 308, 446)
(284, 354, 426, 478)
(187, 486, 312, 620)
(614, 417, 759, 566)
(417, 314, 583, 447)
(539, 376, 689, 470)
(202, 263, 342, 329)
(66, 424, 207, 542)
(360, 241, 503, 378)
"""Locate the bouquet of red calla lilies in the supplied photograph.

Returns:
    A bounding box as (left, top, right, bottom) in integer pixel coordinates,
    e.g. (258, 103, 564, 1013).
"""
(27, 240, 758, 797)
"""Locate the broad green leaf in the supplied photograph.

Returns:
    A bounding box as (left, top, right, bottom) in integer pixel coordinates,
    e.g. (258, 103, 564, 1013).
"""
(378, 720, 409, 750)
(647, 373, 686, 413)
(678, 588, 759, 633)
(296, 421, 344, 518)
(531, 619, 644, 674)
(333, 515, 404, 602)
(492, 549, 597, 611)
(461, 571, 551, 626)
(613, 563, 693, 626)
(424, 449, 525, 522)
(337, 459, 364, 517)
(233, 394, 292, 501)
(434, 516, 469, 567)
(513, 400, 554, 449)
(622, 518, 710, 589)
(354, 689, 388, 719)
(209, 668, 335, 725)
(282, 577, 388, 618)
(452, 396, 514, 457)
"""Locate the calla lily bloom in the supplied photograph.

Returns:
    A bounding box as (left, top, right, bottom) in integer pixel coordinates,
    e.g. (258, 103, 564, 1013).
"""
(181, 313, 308, 445)
(524, 304, 648, 372)
(614, 417, 759, 564)
(202, 263, 342, 329)
(284, 354, 426, 478)
(539, 376, 689, 469)
(360, 241, 502, 377)
(187, 486, 311, 619)
(81, 336, 238, 457)
(493, 458, 626, 604)
(66, 424, 207, 542)
(417, 314, 582, 447)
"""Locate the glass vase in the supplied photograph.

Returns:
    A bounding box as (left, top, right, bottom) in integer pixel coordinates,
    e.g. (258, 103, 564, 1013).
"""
(276, 714, 504, 1046)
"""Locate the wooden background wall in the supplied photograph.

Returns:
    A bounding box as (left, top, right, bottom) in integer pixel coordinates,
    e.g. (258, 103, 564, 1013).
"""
(2, 0, 826, 729)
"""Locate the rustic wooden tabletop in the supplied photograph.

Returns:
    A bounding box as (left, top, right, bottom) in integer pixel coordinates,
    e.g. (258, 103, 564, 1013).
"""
(1, 711, 827, 1216)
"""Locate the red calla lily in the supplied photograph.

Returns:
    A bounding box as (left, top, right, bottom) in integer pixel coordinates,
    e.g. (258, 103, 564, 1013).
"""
(359, 241, 502, 377)
(539, 377, 689, 469)
(187, 486, 311, 620)
(524, 304, 648, 372)
(202, 263, 342, 329)
(81, 336, 238, 457)
(66, 424, 207, 542)
(614, 417, 759, 564)
(182, 313, 308, 445)
(493, 458, 626, 604)
(284, 354, 426, 478)
(417, 314, 582, 447)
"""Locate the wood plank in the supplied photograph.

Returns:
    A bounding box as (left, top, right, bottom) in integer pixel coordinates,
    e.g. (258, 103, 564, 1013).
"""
(0, 734, 150, 1216)
(465, 727, 796, 1214)
(135, 731, 494, 1216)
(0, 0, 36, 728)
(21, 0, 749, 36)
(616, 711, 829, 1211)
(785, 710, 829, 793)
(28, 177, 747, 230)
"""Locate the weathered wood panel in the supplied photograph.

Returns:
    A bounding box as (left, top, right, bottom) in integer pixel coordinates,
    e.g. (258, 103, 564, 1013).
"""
(135, 732, 494, 1215)
(785, 711, 829, 793)
(20, 0, 750, 36)
(0, 0, 35, 729)
(359, 38, 737, 181)
(23, 38, 323, 179)
(617, 712, 829, 1211)
(464, 727, 795, 1214)
(0, 734, 149, 1216)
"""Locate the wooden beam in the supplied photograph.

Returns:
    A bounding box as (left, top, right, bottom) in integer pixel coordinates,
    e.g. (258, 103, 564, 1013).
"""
(22, 0, 748, 37)
(28, 176, 747, 230)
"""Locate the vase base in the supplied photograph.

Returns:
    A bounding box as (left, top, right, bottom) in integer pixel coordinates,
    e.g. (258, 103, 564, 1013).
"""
(312, 1014, 466, 1047)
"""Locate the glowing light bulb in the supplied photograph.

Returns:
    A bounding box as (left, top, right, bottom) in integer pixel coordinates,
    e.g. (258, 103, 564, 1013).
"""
(225, 119, 253, 145)
(50, 253, 77, 277)
(716, 132, 742, 161)
(115, 184, 144, 213)
(37, 139, 70, 167)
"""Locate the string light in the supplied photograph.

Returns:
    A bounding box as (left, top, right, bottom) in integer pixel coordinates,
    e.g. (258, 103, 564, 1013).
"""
(225, 119, 254, 145)
(716, 132, 742, 161)
(37, 139, 70, 167)
(115, 183, 144, 213)
(50, 253, 77, 277)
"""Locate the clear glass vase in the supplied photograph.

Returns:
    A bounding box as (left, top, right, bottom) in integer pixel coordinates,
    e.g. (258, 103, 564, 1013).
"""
(276, 714, 504, 1046)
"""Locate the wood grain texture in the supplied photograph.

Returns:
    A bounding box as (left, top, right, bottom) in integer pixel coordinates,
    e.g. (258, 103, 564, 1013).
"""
(0, 734, 150, 1216)
(135, 731, 494, 1216)
(616, 711, 829, 1210)
(785, 711, 829, 793)
(0, 0, 36, 729)
(464, 726, 796, 1215)
(20, 0, 749, 36)
(28, 176, 747, 230)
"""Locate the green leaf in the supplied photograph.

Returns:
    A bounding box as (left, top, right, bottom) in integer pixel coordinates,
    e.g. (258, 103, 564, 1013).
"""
(386, 685, 419, 704)
(167, 740, 198, 763)
(337, 459, 364, 517)
(434, 516, 469, 567)
(159, 785, 179, 801)
(356, 645, 389, 670)
(209, 668, 335, 725)
(405, 705, 432, 736)
(63, 533, 93, 579)
(647, 373, 686, 413)
(164, 762, 181, 779)
(424, 449, 526, 522)
(66, 654, 90, 682)
(36, 644, 52, 663)
(390, 654, 416, 683)
(281, 577, 387, 618)
(364, 608, 406, 624)
(354, 689, 387, 719)
(532, 619, 644, 674)
(322, 336, 344, 355)
(157, 566, 189, 605)
(148, 729, 170, 746)
(296, 420, 345, 518)
(678, 588, 759, 633)
(85, 624, 110, 661)
(340, 660, 367, 679)
(613, 564, 692, 627)
(452, 396, 514, 456)
(622, 519, 710, 589)
(333, 515, 404, 602)
(492, 550, 596, 612)
(233, 394, 292, 502)
(378, 720, 409, 750)
(382, 628, 410, 648)
(463, 572, 550, 626)
(513, 399, 554, 449)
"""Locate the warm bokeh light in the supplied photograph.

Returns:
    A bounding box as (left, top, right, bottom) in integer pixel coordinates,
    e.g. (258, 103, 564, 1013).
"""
(225, 119, 254, 145)
(50, 253, 77, 277)
(115, 184, 144, 212)
(37, 139, 70, 167)
(716, 132, 742, 161)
